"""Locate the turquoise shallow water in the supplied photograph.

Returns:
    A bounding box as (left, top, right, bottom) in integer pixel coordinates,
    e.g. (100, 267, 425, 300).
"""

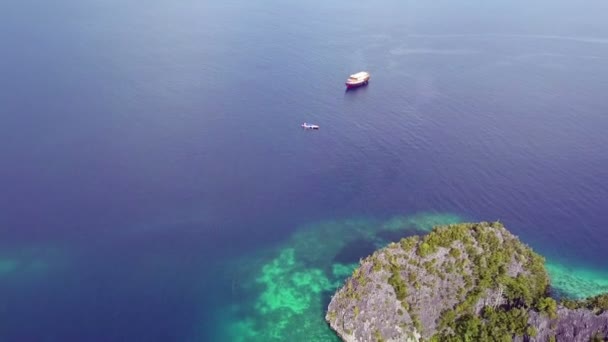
(211, 213, 608, 341)
(1, 0, 608, 340)
(213, 213, 462, 341)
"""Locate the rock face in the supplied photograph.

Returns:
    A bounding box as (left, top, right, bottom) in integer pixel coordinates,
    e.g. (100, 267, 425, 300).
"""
(326, 222, 608, 341)
(521, 308, 608, 342)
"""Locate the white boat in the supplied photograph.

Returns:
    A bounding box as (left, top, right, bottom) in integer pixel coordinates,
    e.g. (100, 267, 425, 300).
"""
(345, 71, 370, 88)
(301, 122, 319, 130)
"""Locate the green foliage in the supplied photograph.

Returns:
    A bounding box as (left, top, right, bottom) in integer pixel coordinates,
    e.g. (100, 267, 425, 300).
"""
(387, 266, 408, 301)
(345, 222, 561, 341)
(411, 313, 422, 333)
(449, 247, 461, 258)
(438, 309, 456, 329)
(536, 297, 557, 319)
(418, 242, 433, 257)
(561, 298, 579, 310)
(562, 293, 608, 314)
(400, 237, 417, 253)
(421, 222, 550, 340)
(407, 271, 417, 283)
(504, 275, 533, 305)
(438, 307, 530, 341)
(374, 329, 384, 342)
(453, 314, 482, 342)
(591, 331, 606, 342)
(465, 245, 478, 258)
(423, 260, 437, 274)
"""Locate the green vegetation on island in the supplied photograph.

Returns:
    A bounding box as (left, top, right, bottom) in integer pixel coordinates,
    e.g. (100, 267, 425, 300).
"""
(326, 222, 608, 342)
(562, 293, 608, 314)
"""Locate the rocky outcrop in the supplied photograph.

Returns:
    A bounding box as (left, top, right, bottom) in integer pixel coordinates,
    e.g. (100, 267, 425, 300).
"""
(519, 308, 608, 342)
(326, 222, 608, 341)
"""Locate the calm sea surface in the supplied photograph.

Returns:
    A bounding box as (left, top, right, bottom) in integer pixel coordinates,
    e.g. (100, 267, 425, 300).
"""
(1, 0, 608, 340)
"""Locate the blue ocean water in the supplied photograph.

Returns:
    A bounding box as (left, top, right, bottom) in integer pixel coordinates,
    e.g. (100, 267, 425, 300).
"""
(1, 0, 608, 340)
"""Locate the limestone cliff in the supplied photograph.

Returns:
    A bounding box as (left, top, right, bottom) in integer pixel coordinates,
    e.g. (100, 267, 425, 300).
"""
(326, 222, 608, 341)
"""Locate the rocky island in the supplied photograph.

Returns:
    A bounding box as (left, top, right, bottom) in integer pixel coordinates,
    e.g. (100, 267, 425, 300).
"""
(326, 222, 608, 341)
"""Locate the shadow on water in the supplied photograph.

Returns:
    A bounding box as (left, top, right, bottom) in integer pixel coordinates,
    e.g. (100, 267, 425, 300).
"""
(320, 289, 335, 316)
(320, 289, 344, 342)
(320, 291, 342, 342)
(332, 226, 429, 267)
(549, 286, 569, 301)
(375, 228, 429, 244)
(344, 83, 370, 95)
(333, 238, 378, 264)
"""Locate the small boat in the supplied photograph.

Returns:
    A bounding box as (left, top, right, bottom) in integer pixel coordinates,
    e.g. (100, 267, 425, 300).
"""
(345, 71, 370, 88)
(301, 122, 320, 130)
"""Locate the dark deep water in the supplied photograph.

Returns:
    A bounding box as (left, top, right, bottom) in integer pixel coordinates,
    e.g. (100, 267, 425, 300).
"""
(1, 0, 608, 340)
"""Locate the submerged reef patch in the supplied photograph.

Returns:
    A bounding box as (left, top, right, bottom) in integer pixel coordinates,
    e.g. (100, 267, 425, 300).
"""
(547, 262, 608, 299)
(0, 246, 65, 279)
(213, 212, 604, 341)
(216, 212, 463, 341)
